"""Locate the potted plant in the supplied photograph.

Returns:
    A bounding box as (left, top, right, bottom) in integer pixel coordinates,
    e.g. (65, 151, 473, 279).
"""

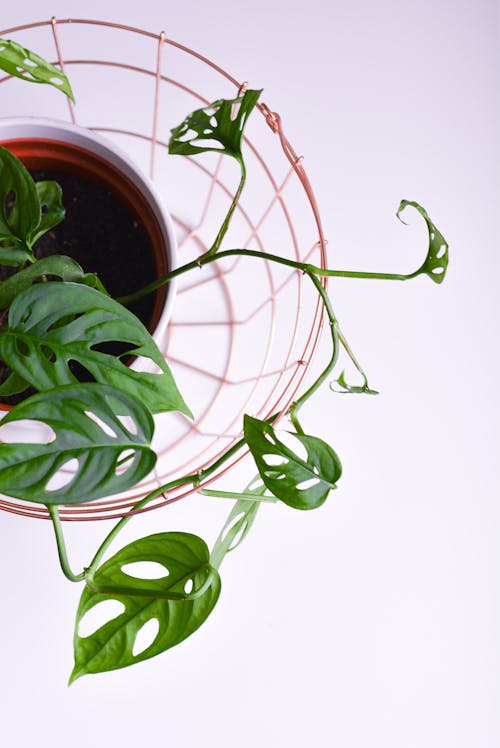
(0, 38, 449, 682)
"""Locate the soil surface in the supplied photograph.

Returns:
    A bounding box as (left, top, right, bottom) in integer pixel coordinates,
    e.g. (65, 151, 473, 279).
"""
(0, 169, 161, 406)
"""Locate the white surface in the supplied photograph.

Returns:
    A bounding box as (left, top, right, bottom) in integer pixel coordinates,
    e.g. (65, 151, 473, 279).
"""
(0, 2, 499, 747)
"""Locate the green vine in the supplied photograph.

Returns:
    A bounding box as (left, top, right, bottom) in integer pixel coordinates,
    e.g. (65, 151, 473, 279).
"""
(0, 50, 449, 681)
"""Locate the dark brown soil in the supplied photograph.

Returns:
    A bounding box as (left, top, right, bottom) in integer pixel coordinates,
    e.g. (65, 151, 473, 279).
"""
(0, 169, 161, 406)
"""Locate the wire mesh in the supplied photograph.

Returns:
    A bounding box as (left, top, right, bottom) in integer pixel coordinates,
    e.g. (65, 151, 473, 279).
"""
(0, 18, 328, 521)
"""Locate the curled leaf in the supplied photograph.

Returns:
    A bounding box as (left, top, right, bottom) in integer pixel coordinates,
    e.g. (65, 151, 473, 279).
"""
(397, 200, 449, 283)
(331, 370, 379, 395)
(71, 532, 220, 681)
(0, 38, 74, 101)
(0, 383, 156, 505)
(243, 415, 342, 510)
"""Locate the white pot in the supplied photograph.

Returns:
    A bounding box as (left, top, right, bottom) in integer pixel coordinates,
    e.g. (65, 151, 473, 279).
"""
(0, 116, 178, 416)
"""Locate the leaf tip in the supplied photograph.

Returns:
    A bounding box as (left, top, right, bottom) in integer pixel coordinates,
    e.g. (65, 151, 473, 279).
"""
(68, 666, 83, 686)
(396, 199, 410, 225)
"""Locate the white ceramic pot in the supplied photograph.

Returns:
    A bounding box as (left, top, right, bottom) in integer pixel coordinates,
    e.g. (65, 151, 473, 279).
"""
(0, 116, 178, 416)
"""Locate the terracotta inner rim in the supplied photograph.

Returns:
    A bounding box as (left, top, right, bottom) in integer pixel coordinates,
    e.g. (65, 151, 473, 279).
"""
(0, 137, 169, 334)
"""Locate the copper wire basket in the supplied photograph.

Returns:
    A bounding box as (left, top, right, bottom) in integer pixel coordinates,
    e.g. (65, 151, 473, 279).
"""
(0, 18, 328, 521)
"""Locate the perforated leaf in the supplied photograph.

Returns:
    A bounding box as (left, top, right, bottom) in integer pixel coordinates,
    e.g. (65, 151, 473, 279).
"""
(169, 88, 262, 160)
(0, 38, 74, 101)
(0, 281, 191, 416)
(210, 477, 267, 569)
(71, 532, 220, 681)
(397, 200, 449, 283)
(244, 415, 342, 510)
(0, 383, 155, 504)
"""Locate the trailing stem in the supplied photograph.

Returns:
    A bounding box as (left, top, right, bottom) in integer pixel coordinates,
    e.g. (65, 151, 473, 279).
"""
(87, 255, 346, 576)
(52, 233, 430, 580)
(47, 505, 85, 583)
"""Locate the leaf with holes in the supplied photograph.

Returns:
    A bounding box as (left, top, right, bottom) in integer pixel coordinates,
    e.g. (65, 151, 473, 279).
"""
(209, 477, 269, 569)
(0, 256, 87, 309)
(0, 38, 74, 101)
(0, 281, 191, 416)
(71, 532, 221, 681)
(0, 145, 39, 264)
(169, 88, 262, 162)
(0, 383, 156, 504)
(169, 89, 262, 256)
(397, 200, 449, 283)
(244, 415, 342, 510)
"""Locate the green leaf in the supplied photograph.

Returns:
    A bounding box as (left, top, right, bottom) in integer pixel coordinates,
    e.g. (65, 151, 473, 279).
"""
(331, 370, 379, 395)
(0, 38, 75, 101)
(0, 255, 86, 309)
(243, 415, 342, 510)
(0, 281, 191, 416)
(169, 88, 262, 161)
(31, 181, 65, 244)
(210, 477, 266, 569)
(0, 150, 66, 260)
(0, 242, 33, 266)
(0, 383, 156, 505)
(0, 145, 39, 262)
(71, 532, 221, 681)
(0, 370, 28, 396)
(397, 200, 449, 283)
(169, 89, 261, 256)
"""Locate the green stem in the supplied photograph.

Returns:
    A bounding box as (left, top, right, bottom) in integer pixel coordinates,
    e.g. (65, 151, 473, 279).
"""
(86, 437, 247, 576)
(289, 274, 340, 420)
(86, 415, 285, 576)
(203, 159, 246, 258)
(91, 250, 381, 576)
(47, 504, 85, 583)
(337, 329, 371, 382)
(323, 269, 411, 281)
(117, 249, 414, 307)
(198, 488, 276, 502)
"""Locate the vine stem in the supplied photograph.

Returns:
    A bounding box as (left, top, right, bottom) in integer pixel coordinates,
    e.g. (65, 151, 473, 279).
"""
(86, 437, 248, 575)
(88, 258, 344, 577)
(289, 273, 339, 425)
(47, 504, 85, 583)
(117, 248, 414, 306)
(202, 160, 246, 258)
(198, 488, 276, 502)
(85, 245, 406, 581)
(119, 246, 370, 414)
(56, 247, 375, 582)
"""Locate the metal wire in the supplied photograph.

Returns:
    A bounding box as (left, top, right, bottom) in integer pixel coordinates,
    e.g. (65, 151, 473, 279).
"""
(0, 18, 329, 521)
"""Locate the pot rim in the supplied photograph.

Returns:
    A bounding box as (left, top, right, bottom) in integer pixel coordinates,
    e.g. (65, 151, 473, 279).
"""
(0, 116, 177, 411)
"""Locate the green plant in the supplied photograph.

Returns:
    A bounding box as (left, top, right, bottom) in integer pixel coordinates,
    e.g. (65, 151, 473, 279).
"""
(0, 41, 449, 682)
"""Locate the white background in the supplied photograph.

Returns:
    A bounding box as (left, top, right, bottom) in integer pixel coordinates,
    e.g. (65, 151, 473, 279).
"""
(0, 1, 499, 746)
